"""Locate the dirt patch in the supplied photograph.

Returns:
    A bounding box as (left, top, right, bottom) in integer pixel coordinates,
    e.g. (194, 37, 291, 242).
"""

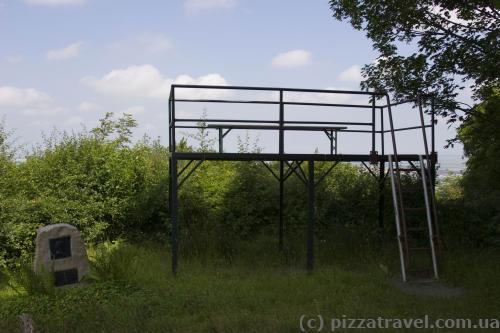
(390, 277, 465, 297)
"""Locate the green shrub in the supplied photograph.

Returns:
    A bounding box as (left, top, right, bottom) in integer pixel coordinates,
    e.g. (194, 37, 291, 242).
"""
(1, 259, 55, 296)
(0, 113, 169, 266)
(457, 87, 500, 246)
(88, 241, 140, 283)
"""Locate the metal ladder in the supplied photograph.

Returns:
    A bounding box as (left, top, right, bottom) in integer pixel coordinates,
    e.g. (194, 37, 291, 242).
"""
(388, 155, 439, 281)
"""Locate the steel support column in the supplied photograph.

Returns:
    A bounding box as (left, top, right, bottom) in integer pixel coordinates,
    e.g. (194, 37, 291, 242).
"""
(279, 161, 284, 251)
(307, 160, 315, 272)
(218, 128, 223, 153)
(379, 107, 385, 229)
(279, 90, 284, 154)
(378, 161, 385, 229)
(330, 130, 334, 155)
(334, 131, 338, 155)
(371, 96, 376, 154)
(431, 96, 437, 188)
(171, 156, 179, 275)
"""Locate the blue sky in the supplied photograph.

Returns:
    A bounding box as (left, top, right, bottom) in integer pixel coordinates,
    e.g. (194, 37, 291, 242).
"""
(0, 0, 465, 160)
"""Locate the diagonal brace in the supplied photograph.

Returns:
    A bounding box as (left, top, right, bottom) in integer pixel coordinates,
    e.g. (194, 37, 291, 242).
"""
(285, 161, 307, 185)
(361, 161, 378, 180)
(323, 129, 338, 155)
(178, 160, 204, 189)
(218, 128, 233, 153)
(315, 161, 340, 186)
(408, 161, 420, 173)
(178, 160, 194, 178)
(260, 161, 280, 181)
(296, 160, 308, 183)
(284, 161, 302, 181)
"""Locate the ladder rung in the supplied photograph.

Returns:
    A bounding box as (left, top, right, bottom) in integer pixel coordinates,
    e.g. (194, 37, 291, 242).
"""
(409, 247, 430, 251)
(407, 269, 434, 281)
(391, 155, 440, 282)
(404, 207, 425, 211)
(401, 188, 420, 193)
(408, 269, 433, 274)
(407, 227, 428, 232)
(397, 168, 420, 172)
(406, 223, 428, 229)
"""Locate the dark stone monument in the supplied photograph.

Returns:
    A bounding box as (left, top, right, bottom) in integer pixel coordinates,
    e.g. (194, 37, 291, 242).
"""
(34, 224, 89, 287)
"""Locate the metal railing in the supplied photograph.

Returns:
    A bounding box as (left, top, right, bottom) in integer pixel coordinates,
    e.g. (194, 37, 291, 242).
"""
(168, 84, 436, 159)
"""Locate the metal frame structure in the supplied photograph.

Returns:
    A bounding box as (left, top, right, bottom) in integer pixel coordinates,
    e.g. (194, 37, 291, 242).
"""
(168, 84, 437, 275)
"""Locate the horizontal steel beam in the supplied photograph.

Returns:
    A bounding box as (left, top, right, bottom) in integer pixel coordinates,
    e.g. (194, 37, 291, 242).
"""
(284, 101, 380, 109)
(175, 99, 279, 105)
(174, 125, 380, 133)
(176, 118, 373, 127)
(173, 98, 380, 109)
(206, 124, 348, 131)
(172, 152, 430, 162)
(176, 118, 279, 124)
(383, 125, 432, 133)
(284, 120, 373, 126)
(171, 84, 385, 96)
(379, 96, 434, 108)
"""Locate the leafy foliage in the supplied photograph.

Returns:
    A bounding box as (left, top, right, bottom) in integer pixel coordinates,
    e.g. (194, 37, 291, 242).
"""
(0, 113, 169, 266)
(328, 0, 500, 246)
(329, 0, 500, 121)
(1, 242, 500, 332)
(457, 88, 500, 245)
(0, 109, 492, 268)
(1, 260, 55, 296)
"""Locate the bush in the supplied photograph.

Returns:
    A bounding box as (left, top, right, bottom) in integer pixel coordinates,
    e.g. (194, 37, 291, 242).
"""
(1, 259, 55, 296)
(2, 108, 493, 269)
(0, 113, 169, 266)
(457, 87, 500, 246)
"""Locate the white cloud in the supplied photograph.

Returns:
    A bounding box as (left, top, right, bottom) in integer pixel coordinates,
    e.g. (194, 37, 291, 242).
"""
(78, 101, 102, 112)
(0, 86, 70, 117)
(0, 86, 52, 107)
(110, 33, 173, 55)
(24, 0, 85, 6)
(46, 42, 83, 61)
(271, 49, 312, 68)
(337, 65, 363, 83)
(184, 0, 235, 13)
(82, 64, 230, 99)
(82, 65, 167, 98)
(172, 73, 229, 99)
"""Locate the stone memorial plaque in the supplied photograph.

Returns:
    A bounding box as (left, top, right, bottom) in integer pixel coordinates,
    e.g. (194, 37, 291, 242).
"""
(50, 236, 72, 259)
(34, 224, 89, 287)
(54, 268, 79, 287)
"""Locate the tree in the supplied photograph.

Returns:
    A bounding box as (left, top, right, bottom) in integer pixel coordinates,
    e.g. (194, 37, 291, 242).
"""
(329, 0, 499, 122)
(91, 112, 138, 146)
(456, 88, 500, 245)
(184, 110, 216, 152)
(329, 0, 500, 245)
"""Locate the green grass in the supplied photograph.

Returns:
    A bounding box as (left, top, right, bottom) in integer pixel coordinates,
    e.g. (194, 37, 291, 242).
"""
(1, 233, 499, 332)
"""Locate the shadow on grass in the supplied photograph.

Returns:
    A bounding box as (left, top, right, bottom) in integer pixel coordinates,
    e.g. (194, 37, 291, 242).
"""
(0, 233, 499, 333)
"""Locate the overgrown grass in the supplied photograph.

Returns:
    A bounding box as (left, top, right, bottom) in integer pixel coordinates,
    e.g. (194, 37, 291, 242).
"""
(0, 234, 499, 332)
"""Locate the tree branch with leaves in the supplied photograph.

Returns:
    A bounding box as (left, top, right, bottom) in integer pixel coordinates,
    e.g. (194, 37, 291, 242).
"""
(329, 0, 499, 123)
